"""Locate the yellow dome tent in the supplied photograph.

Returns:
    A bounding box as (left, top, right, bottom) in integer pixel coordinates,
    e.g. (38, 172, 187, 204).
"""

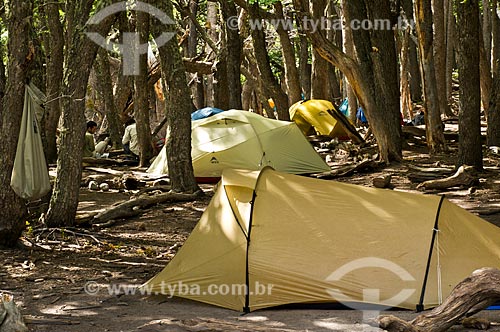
(143, 168, 500, 312)
(290, 99, 350, 138)
(147, 110, 330, 179)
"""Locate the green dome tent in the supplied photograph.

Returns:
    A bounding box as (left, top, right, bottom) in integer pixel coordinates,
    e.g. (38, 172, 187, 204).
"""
(147, 110, 330, 179)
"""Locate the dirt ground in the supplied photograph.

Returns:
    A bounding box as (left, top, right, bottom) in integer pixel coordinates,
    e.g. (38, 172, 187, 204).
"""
(2, 143, 500, 331)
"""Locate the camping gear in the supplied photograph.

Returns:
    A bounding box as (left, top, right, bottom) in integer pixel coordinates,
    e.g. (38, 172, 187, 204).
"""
(143, 168, 500, 312)
(289, 99, 350, 138)
(11, 84, 51, 200)
(147, 110, 330, 179)
(191, 107, 225, 121)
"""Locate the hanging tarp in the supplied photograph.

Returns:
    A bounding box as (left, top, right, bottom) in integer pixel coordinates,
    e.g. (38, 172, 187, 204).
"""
(10, 84, 51, 200)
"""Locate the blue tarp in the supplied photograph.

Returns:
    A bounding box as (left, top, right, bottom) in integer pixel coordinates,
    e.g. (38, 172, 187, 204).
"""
(191, 107, 225, 121)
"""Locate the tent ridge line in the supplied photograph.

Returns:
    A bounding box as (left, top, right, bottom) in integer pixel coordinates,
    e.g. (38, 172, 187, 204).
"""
(417, 195, 446, 312)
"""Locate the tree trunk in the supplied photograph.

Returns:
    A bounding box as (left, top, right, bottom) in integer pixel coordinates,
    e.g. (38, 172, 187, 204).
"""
(95, 49, 123, 149)
(342, 0, 358, 122)
(311, 0, 331, 100)
(480, 30, 493, 113)
(41, 0, 64, 164)
(402, 0, 423, 102)
(220, 0, 243, 109)
(293, 0, 402, 163)
(248, 2, 290, 120)
(274, 2, 302, 105)
(154, 0, 199, 194)
(187, 0, 204, 109)
(297, 22, 311, 100)
(415, 0, 447, 153)
(133, 9, 154, 166)
(115, 13, 133, 116)
(445, 0, 456, 103)
(44, 2, 114, 227)
(0, 0, 32, 247)
(432, 0, 452, 116)
(205, 1, 217, 107)
(488, 0, 500, 146)
(456, 0, 483, 170)
(345, 0, 403, 162)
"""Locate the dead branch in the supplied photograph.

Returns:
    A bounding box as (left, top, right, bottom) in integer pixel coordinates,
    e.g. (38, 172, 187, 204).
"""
(378, 268, 500, 332)
(417, 165, 477, 190)
(92, 191, 203, 226)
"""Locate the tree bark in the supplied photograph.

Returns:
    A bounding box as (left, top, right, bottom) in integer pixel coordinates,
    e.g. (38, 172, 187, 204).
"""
(95, 49, 123, 149)
(274, 2, 302, 105)
(220, 0, 243, 110)
(154, 0, 199, 194)
(248, 2, 290, 120)
(432, 0, 452, 116)
(456, 0, 483, 170)
(488, 0, 500, 146)
(133, 9, 154, 166)
(445, 0, 456, 103)
(310, 0, 331, 100)
(44, 2, 114, 227)
(342, 0, 358, 122)
(402, 0, 423, 102)
(0, 0, 32, 247)
(378, 268, 500, 332)
(414, 0, 447, 153)
(41, 0, 64, 164)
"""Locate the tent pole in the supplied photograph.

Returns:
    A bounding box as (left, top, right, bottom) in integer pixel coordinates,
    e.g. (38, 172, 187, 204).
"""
(244, 189, 258, 313)
(417, 195, 446, 312)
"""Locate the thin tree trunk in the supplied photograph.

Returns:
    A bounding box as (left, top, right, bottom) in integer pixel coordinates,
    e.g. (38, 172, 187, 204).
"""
(415, 0, 447, 153)
(488, 0, 500, 146)
(403, 0, 423, 102)
(311, 0, 331, 100)
(248, 2, 289, 120)
(205, 1, 217, 107)
(154, 0, 199, 194)
(95, 49, 123, 148)
(220, 0, 243, 109)
(445, 0, 456, 103)
(0, 0, 32, 246)
(433, 0, 452, 116)
(274, 2, 302, 105)
(187, 0, 204, 109)
(456, 0, 483, 169)
(341, 0, 358, 122)
(133, 9, 153, 166)
(41, 0, 63, 164)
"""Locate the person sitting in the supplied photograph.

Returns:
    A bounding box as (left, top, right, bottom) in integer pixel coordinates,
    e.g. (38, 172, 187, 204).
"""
(83, 121, 98, 158)
(122, 118, 139, 159)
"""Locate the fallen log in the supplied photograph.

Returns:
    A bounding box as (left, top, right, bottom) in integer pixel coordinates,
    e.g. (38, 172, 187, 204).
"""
(378, 268, 500, 332)
(417, 166, 477, 190)
(92, 191, 203, 226)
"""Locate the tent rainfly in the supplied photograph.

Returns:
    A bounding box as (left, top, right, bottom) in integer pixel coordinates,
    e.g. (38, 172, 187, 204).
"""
(147, 110, 330, 178)
(142, 168, 500, 312)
